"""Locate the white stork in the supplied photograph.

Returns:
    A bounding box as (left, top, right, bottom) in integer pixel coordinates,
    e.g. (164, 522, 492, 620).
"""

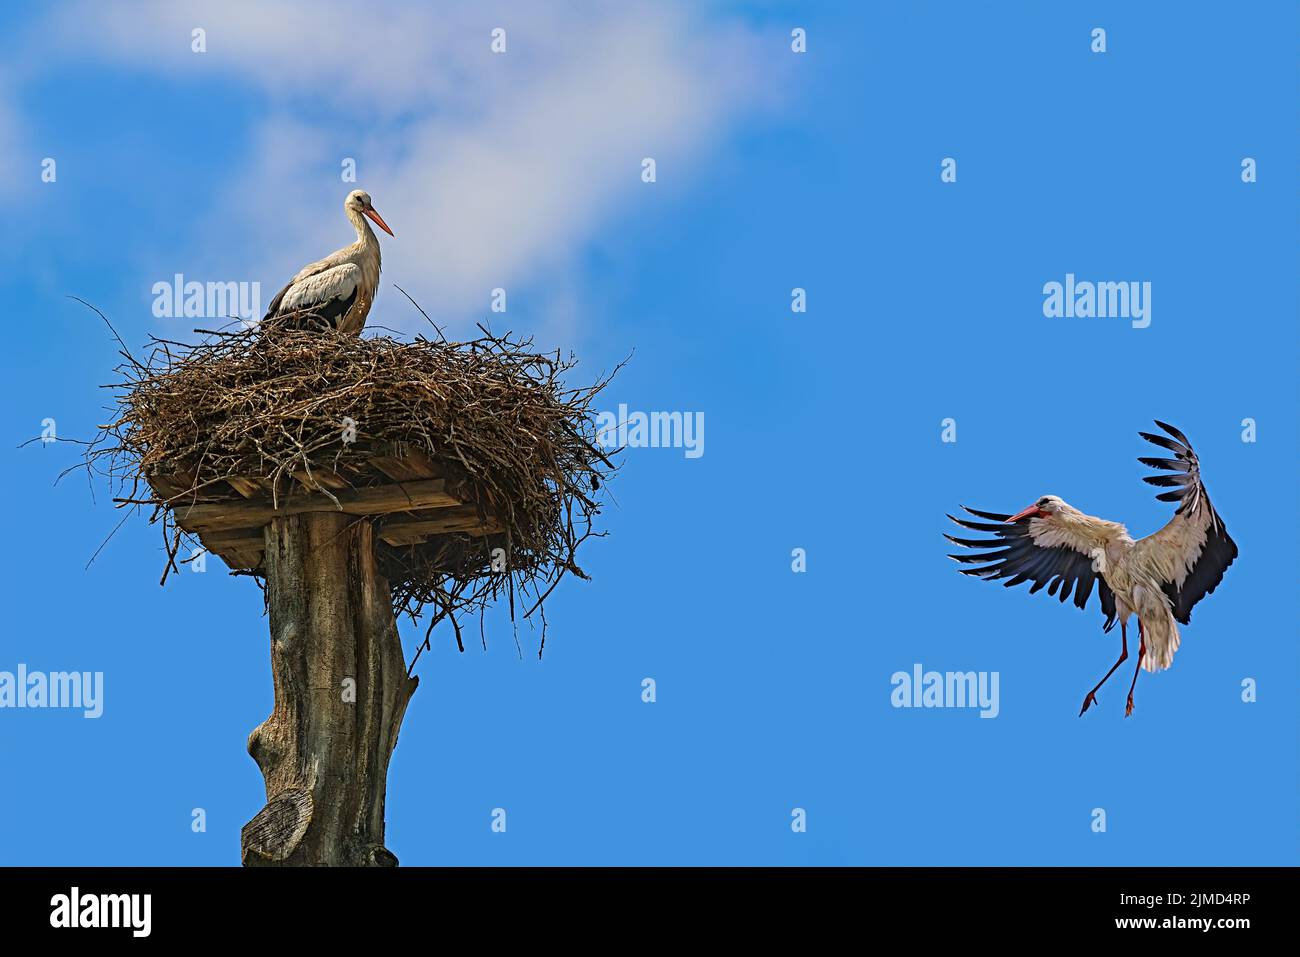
(946, 421, 1237, 717)
(262, 189, 394, 335)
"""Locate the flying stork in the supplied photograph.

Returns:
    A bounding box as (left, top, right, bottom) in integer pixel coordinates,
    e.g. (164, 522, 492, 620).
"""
(261, 189, 394, 335)
(946, 421, 1237, 717)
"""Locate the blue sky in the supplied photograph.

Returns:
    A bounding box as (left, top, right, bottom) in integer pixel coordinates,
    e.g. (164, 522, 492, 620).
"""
(1, 2, 1295, 865)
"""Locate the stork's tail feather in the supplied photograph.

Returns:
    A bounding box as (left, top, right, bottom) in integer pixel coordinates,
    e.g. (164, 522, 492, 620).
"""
(1141, 612, 1180, 672)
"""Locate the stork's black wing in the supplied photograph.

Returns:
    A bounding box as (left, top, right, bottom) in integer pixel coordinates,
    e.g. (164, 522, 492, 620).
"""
(946, 506, 1118, 631)
(278, 288, 358, 330)
(262, 262, 360, 331)
(262, 281, 292, 322)
(1135, 420, 1237, 624)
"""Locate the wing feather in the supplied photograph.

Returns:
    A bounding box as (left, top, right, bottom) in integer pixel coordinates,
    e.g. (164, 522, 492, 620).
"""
(946, 506, 1117, 630)
(1133, 421, 1237, 624)
(264, 263, 361, 330)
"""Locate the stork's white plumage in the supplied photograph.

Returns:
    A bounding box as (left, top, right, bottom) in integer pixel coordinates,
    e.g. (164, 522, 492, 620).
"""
(262, 189, 394, 336)
(947, 421, 1237, 717)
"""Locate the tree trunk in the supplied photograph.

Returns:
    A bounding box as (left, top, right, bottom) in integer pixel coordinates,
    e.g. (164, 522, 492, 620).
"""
(241, 512, 417, 866)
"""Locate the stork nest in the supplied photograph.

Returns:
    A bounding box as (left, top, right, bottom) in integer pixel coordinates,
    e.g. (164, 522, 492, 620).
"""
(83, 317, 619, 659)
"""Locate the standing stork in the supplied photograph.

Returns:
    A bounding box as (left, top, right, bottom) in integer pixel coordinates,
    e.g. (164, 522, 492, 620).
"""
(946, 421, 1237, 717)
(262, 189, 395, 335)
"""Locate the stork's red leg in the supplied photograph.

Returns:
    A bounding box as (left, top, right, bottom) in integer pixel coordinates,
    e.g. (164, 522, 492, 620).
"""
(1125, 621, 1146, 717)
(1079, 620, 1128, 716)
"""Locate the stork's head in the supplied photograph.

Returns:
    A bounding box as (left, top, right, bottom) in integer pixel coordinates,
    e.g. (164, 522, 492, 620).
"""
(345, 189, 395, 236)
(1006, 495, 1072, 523)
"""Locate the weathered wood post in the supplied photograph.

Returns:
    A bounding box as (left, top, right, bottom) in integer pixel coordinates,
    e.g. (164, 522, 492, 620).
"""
(240, 513, 418, 866)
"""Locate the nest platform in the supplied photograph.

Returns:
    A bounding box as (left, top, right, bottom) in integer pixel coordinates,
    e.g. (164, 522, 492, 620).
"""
(150, 441, 502, 572)
(88, 322, 616, 628)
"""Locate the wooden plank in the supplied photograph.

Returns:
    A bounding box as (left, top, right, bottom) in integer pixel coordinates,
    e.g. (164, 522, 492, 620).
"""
(378, 505, 502, 546)
(199, 527, 267, 567)
(173, 478, 460, 533)
(203, 527, 265, 547)
(200, 513, 502, 554)
(148, 471, 196, 499)
(370, 450, 440, 483)
(225, 476, 266, 499)
(379, 523, 500, 546)
(148, 471, 248, 505)
(291, 469, 350, 492)
(208, 539, 261, 554)
(214, 546, 264, 570)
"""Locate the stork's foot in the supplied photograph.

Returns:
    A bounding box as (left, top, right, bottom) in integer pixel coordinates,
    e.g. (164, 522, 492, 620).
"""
(1124, 695, 1135, 717)
(1079, 691, 1099, 716)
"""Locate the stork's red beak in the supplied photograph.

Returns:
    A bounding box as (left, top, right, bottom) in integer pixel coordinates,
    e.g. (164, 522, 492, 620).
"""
(1006, 505, 1043, 523)
(365, 207, 395, 237)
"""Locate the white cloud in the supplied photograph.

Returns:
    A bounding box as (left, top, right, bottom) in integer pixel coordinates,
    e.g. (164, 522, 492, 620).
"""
(31, 1, 780, 335)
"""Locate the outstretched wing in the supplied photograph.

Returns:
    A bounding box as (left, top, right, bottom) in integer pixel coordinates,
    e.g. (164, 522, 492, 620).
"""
(946, 506, 1117, 630)
(1133, 420, 1237, 624)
